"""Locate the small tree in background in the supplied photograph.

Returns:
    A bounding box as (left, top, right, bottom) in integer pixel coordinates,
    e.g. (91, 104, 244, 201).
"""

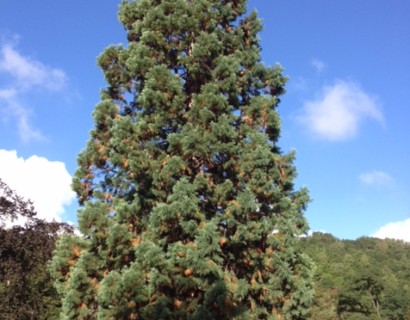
(0, 178, 36, 223)
(0, 178, 73, 320)
(51, 0, 313, 318)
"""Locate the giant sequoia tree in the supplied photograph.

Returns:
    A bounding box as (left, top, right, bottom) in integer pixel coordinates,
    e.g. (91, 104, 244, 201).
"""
(51, 0, 313, 318)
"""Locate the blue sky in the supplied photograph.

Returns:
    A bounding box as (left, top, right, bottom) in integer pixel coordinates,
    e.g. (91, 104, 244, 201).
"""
(0, 1, 409, 241)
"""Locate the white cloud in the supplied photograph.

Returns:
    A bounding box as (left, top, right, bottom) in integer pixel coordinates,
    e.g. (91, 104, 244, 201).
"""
(0, 149, 75, 223)
(311, 58, 325, 73)
(0, 38, 67, 141)
(0, 93, 46, 142)
(372, 218, 410, 242)
(0, 42, 67, 91)
(359, 170, 394, 187)
(298, 80, 384, 141)
(14, 107, 46, 142)
(0, 88, 17, 100)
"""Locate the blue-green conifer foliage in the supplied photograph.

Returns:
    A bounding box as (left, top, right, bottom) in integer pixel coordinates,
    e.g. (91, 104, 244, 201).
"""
(50, 0, 314, 319)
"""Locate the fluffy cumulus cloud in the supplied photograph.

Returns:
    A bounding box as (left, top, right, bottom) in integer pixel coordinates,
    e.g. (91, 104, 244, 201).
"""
(298, 80, 384, 141)
(0, 38, 67, 141)
(372, 218, 410, 242)
(359, 170, 395, 187)
(0, 149, 75, 222)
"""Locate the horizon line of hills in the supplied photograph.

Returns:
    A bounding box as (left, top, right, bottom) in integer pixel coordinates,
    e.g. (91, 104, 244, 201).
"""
(299, 232, 410, 319)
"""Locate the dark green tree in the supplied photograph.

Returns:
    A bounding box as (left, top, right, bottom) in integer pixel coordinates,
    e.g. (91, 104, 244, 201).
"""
(0, 178, 36, 223)
(337, 275, 384, 319)
(0, 178, 73, 320)
(50, 0, 313, 318)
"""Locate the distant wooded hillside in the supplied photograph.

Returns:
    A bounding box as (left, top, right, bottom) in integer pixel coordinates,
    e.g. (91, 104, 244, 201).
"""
(299, 233, 410, 319)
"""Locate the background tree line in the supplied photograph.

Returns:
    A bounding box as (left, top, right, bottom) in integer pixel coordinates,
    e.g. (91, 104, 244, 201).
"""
(299, 232, 410, 320)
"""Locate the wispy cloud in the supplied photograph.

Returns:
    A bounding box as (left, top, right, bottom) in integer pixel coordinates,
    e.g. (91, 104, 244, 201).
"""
(298, 80, 384, 141)
(372, 218, 410, 242)
(0, 38, 67, 141)
(359, 170, 395, 188)
(0, 149, 75, 223)
(0, 88, 17, 100)
(311, 58, 325, 73)
(0, 41, 67, 91)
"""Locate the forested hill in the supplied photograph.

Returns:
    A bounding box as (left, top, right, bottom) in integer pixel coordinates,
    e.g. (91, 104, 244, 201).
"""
(299, 233, 410, 319)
